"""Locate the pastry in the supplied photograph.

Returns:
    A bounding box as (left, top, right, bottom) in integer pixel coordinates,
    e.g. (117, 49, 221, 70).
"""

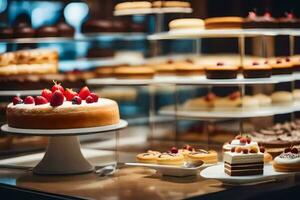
(243, 11, 278, 29)
(56, 21, 75, 37)
(95, 66, 115, 78)
(81, 19, 113, 33)
(253, 94, 272, 106)
(169, 18, 205, 32)
(271, 91, 293, 104)
(205, 62, 239, 79)
(293, 89, 300, 101)
(152, 1, 191, 8)
(151, 60, 176, 76)
(6, 84, 120, 129)
(36, 25, 58, 37)
(186, 150, 218, 164)
(136, 150, 161, 163)
(114, 1, 152, 11)
(213, 91, 241, 108)
(222, 135, 259, 152)
(204, 16, 244, 29)
(241, 96, 259, 108)
(224, 146, 264, 176)
(273, 147, 300, 172)
(278, 12, 300, 28)
(0, 26, 13, 39)
(13, 25, 35, 38)
(114, 66, 155, 79)
(183, 93, 216, 109)
(157, 152, 184, 166)
(243, 61, 272, 78)
(271, 58, 293, 75)
(175, 59, 205, 76)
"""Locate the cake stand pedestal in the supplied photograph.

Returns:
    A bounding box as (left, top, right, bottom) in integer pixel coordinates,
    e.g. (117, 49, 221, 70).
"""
(1, 120, 128, 175)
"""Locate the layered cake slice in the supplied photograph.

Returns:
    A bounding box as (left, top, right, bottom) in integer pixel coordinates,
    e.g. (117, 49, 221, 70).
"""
(224, 146, 264, 176)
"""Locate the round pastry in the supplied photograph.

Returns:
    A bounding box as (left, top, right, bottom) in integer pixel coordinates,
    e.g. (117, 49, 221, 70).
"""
(56, 21, 75, 37)
(114, 1, 152, 10)
(253, 94, 272, 106)
(183, 93, 216, 109)
(241, 96, 259, 108)
(205, 62, 239, 79)
(293, 89, 300, 101)
(81, 19, 113, 33)
(0, 26, 13, 39)
(213, 91, 241, 109)
(136, 150, 161, 164)
(157, 152, 184, 166)
(175, 60, 205, 76)
(243, 61, 272, 78)
(36, 25, 58, 37)
(271, 91, 293, 104)
(95, 66, 115, 78)
(13, 25, 35, 38)
(6, 85, 120, 129)
(273, 147, 300, 172)
(114, 66, 155, 79)
(270, 58, 293, 75)
(169, 18, 205, 32)
(204, 16, 244, 29)
(152, 1, 191, 8)
(186, 150, 218, 164)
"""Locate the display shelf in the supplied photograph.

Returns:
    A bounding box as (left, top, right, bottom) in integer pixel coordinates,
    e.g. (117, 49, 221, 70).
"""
(114, 7, 192, 16)
(148, 29, 300, 40)
(159, 102, 300, 119)
(0, 120, 128, 175)
(0, 33, 147, 44)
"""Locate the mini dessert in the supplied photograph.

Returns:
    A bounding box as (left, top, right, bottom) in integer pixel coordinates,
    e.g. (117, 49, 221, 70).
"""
(56, 21, 75, 37)
(271, 91, 293, 104)
(293, 89, 300, 101)
(204, 17, 244, 29)
(13, 25, 35, 38)
(243, 11, 278, 29)
(95, 66, 115, 78)
(253, 94, 272, 106)
(36, 25, 58, 37)
(205, 62, 238, 79)
(178, 144, 194, 157)
(213, 91, 241, 108)
(169, 18, 205, 32)
(241, 96, 260, 108)
(243, 61, 272, 78)
(152, 1, 191, 8)
(136, 150, 161, 164)
(6, 84, 120, 129)
(224, 146, 264, 176)
(151, 60, 176, 76)
(157, 152, 184, 166)
(0, 26, 13, 39)
(81, 19, 113, 33)
(291, 55, 300, 72)
(114, 1, 152, 11)
(273, 147, 300, 172)
(186, 150, 218, 164)
(271, 58, 293, 75)
(223, 135, 259, 152)
(278, 12, 300, 28)
(175, 59, 205, 76)
(183, 93, 216, 109)
(113, 66, 155, 79)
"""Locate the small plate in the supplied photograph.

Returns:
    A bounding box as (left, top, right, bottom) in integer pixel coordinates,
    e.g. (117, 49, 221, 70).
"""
(125, 162, 215, 177)
(200, 164, 293, 185)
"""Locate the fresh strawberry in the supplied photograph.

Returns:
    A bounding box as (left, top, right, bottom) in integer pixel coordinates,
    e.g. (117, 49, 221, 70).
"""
(229, 91, 241, 100)
(64, 88, 78, 101)
(41, 89, 52, 102)
(24, 96, 35, 104)
(72, 96, 82, 105)
(85, 95, 94, 104)
(291, 148, 299, 154)
(90, 93, 99, 102)
(242, 149, 249, 154)
(239, 137, 247, 144)
(50, 90, 64, 107)
(35, 96, 48, 105)
(246, 136, 251, 144)
(170, 147, 178, 154)
(51, 81, 64, 93)
(204, 93, 216, 102)
(79, 86, 91, 100)
(12, 96, 23, 105)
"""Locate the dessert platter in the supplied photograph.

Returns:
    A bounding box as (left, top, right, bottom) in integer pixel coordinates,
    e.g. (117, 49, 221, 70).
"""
(1, 82, 128, 175)
(126, 145, 218, 176)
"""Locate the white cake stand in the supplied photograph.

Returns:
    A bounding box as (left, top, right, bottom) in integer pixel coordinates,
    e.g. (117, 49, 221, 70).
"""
(0, 120, 128, 175)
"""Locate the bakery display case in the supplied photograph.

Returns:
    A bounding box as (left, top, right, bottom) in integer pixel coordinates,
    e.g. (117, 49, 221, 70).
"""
(2, 0, 300, 200)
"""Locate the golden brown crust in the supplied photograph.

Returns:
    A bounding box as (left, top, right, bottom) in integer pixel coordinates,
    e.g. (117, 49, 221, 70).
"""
(114, 66, 155, 79)
(273, 162, 300, 172)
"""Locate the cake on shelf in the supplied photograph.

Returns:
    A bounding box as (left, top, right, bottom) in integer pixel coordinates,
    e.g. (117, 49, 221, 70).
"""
(205, 62, 238, 79)
(6, 83, 120, 129)
(169, 18, 205, 32)
(242, 61, 272, 78)
(273, 147, 300, 172)
(204, 16, 244, 29)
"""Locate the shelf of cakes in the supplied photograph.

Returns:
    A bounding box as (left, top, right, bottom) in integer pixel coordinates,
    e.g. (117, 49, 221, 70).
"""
(113, 1, 192, 16)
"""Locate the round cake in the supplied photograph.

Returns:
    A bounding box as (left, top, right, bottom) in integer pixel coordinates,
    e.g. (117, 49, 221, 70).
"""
(6, 84, 120, 129)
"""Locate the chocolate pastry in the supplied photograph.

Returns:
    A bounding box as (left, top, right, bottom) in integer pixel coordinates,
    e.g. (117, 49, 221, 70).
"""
(0, 26, 13, 39)
(81, 19, 113, 33)
(56, 21, 75, 37)
(36, 25, 58, 37)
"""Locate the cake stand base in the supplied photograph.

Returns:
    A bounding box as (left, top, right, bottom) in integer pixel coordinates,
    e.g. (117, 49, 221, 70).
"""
(33, 136, 94, 175)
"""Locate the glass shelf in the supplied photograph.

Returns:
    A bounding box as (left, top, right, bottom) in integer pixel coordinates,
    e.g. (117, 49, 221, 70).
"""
(0, 33, 147, 44)
(159, 102, 300, 119)
(148, 29, 300, 40)
(114, 7, 192, 16)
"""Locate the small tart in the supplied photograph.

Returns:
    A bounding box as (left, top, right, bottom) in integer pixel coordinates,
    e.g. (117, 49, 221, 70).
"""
(273, 152, 300, 172)
(95, 66, 114, 78)
(114, 1, 152, 10)
(113, 66, 155, 79)
(186, 150, 218, 164)
(213, 97, 241, 108)
(157, 153, 184, 165)
(205, 64, 239, 79)
(152, 1, 191, 8)
(243, 62, 272, 78)
(204, 17, 244, 29)
(241, 96, 259, 108)
(136, 150, 161, 164)
(253, 94, 272, 106)
(270, 58, 293, 75)
(175, 61, 205, 76)
(183, 96, 214, 109)
(271, 91, 293, 104)
(169, 18, 205, 31)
